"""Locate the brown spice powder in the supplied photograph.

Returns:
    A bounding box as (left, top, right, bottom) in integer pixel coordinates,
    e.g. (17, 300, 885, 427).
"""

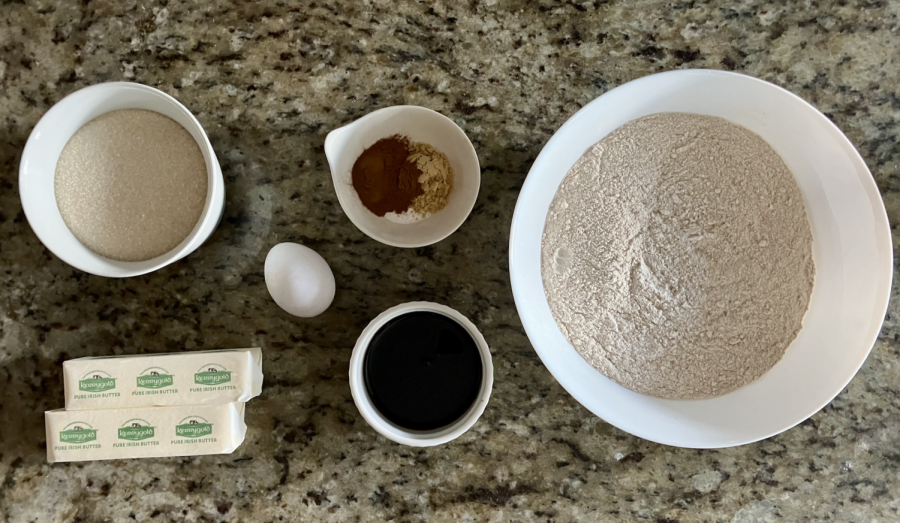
(351, 136, 424, 217)
(408, 142, 454, 216)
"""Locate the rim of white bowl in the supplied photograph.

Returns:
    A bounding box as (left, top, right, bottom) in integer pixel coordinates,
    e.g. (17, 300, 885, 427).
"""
(349, 301, 494, 446)
(18, 81, 224, 278)
(509, 69, 893, 448)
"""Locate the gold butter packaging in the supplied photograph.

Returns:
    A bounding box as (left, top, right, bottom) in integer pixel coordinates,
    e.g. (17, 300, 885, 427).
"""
(63, 348, 262, 410)
(45, 402, 246, 463)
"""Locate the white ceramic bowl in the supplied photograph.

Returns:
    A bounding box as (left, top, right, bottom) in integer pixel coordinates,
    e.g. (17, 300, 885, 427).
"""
(19, 82, 225, 278)
(509, 70, 892, 448)
(324, 106, 480, 248)
(349, 302, 494, 446)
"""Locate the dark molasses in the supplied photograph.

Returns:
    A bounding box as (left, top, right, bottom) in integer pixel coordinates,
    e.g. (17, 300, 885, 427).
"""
(364, 311, 483, 431)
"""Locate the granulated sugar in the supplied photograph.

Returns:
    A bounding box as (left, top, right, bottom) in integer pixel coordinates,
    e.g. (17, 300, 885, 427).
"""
(55, 109, 208, 262)
(541, 113, 815, 399)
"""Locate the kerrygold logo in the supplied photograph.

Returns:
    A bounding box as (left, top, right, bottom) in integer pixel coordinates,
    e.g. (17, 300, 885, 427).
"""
(194, 363, 232, 386)
(175, 416, 213, 438)
(117, 419, 155, 441)
(137, 367, 174, 389)
(79, 370, 116, 392)
(60, 422, 98, 444)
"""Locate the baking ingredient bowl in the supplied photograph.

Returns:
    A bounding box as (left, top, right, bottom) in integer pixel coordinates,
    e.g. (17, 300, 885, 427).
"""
(509, 69, 892, 448)
(349, 302, 493, 446)
(19, 82, 225, 278)
(325, 106, 480, 248)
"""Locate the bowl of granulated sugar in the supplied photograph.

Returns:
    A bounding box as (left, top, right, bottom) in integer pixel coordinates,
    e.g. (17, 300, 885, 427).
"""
(19, 82, 224, 277)
(510, 70, 891, 448)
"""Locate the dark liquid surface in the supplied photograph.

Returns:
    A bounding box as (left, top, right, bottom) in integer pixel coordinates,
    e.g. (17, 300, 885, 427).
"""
(364, 311, 483, 431)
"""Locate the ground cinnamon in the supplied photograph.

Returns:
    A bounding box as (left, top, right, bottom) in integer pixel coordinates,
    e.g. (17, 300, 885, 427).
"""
(351, 136, 424, 217)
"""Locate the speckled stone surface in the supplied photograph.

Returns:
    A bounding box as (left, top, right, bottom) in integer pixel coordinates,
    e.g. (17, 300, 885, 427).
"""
(1, 1, 899, 521)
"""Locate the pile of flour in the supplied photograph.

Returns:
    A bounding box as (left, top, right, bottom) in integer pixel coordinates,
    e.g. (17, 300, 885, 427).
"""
(541, 113, 815, 399)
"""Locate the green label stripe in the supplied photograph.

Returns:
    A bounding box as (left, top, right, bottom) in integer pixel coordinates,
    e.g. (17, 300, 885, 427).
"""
(175, 423, 213, 438)
(117, 426, 155, 441)
(79, 378, 116, 392)
(60, 429, 98, 443)
(194, 371, 232, 386)
(136, 375, 174, 389)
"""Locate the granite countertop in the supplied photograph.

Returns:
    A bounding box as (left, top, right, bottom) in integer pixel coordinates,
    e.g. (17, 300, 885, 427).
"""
(1, 1, 899, 521)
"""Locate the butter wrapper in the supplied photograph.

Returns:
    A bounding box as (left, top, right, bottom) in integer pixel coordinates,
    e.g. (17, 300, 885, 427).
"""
(45, 402, 246, 463)
(64, 348, 263, 410)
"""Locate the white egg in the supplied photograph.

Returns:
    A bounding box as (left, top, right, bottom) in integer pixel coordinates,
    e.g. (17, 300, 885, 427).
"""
(264, 242, 336, 318)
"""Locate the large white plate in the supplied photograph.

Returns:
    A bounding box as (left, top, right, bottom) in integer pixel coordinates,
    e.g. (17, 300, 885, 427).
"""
(509, 70, 892, 448)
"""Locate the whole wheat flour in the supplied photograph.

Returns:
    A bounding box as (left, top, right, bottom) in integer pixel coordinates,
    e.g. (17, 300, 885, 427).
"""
(541, 113, 815, 399)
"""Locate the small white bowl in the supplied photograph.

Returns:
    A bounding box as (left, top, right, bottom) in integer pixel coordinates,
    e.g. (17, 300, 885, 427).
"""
(19, 82, 225, 278)
(510, 70, 892, 448)
(324, 106, 480, 248)
(349, 302, 494, 447)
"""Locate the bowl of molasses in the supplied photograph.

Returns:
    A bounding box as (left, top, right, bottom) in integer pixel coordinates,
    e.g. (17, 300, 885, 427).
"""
(349, 301, 493, 446)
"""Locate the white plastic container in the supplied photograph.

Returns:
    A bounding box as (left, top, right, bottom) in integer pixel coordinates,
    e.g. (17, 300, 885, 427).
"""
(324, 106, 480, 248)
(19, 82, 225, 278)
(349, 302, 493, 446)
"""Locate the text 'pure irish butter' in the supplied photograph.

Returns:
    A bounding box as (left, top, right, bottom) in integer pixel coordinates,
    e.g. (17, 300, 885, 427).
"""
(62, 348, 263, 410)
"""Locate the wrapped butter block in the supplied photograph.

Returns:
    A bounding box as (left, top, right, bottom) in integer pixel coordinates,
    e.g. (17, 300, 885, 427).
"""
(45, 402, 246, 463)
(64, 348, 263, 410)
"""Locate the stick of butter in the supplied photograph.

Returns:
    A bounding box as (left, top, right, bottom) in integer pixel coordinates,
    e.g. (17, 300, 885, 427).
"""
(45, 402, 246, 463)
(63, 348, 263, 410)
